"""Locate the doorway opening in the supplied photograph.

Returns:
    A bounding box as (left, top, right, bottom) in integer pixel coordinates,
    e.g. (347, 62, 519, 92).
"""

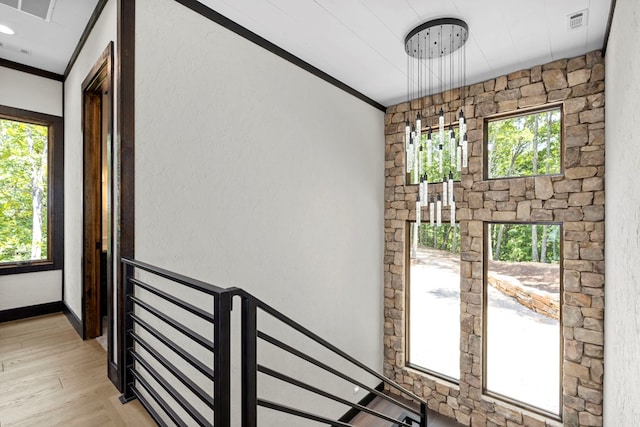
(82, 42, 115, 382)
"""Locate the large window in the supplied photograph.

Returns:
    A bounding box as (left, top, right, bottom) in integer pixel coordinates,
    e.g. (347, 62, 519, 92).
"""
(486, 107, 561, 179)
(0, 106, 62, 274)
(484, 223, 561, 417)
(407, 222, 460, 381)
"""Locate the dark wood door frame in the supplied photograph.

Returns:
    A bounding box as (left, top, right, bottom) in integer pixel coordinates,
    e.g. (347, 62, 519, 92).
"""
(81, 42, 116, 385)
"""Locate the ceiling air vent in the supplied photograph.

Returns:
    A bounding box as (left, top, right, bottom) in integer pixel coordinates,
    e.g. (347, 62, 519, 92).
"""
(567, 10, 588, 31)
(0, 0, 56, 21)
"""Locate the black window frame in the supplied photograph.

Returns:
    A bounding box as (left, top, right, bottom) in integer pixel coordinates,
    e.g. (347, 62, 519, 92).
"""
(0, 105, 63, 275)
(483, 104, 564, 181)
(482, 221, 564, 420)
(405, 220, 462, 384)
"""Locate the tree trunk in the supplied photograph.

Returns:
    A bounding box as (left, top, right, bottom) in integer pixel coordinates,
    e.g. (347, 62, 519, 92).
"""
(531, 117, 539, 262)
(541, 225, 548, 263)
(538, 112, 553, 264)
(452, 226, 458, 253)
(487, 225, 493, 261)
(433, 225, 437, 248)
(442, 225, 451, 250)
(27, 128, 46, 260)
(495, 224, 505, 260)
(546, 111, 552, 173)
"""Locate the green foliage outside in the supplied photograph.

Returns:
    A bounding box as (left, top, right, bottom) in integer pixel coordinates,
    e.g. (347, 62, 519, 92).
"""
(414, 223, 460, 254)
(488, 109, 561, 178)
(0, 118, 48, 263)
(489, 224, 560, 264)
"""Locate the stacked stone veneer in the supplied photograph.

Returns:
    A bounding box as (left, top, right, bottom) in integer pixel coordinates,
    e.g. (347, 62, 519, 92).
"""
(383, 51, 604, 427)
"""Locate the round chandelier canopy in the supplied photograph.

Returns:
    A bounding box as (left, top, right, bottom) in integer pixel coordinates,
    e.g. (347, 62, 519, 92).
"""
(404, 18, 468, 59)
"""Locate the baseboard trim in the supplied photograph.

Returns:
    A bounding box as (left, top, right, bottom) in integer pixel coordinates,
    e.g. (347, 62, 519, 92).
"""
(0, 301, 62, 323)
(62, 301, 84, 338)
(337, 381, 385, 423)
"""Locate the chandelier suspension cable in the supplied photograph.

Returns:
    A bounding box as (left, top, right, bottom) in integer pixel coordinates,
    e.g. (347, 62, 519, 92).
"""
(405, 18, 469, 218)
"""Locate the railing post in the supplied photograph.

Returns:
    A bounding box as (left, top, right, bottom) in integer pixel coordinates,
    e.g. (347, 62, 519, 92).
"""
(241, 294, 258, 427)
(214, 291, 232, 426)
(420, 402, 427, 427)
(119, 261, 135, 403)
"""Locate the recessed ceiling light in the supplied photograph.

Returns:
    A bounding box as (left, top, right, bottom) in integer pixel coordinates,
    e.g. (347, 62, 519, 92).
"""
(0, 24, 15, 35)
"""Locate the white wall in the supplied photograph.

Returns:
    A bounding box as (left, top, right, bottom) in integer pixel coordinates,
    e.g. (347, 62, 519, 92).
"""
(0, 271, 62, 310)
(0, 66, 62, 117)
(135, 0, 384, 423)
(604, 0, 640, 424)
(63, 0, 117, 321)
(0, 66, 63, 310)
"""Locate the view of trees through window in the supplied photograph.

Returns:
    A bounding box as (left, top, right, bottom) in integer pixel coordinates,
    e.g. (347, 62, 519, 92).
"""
(485, 223, 561, 415)
(408, 223, 460, 381)
(0, 117, 48, 263)
(487, 108, 561, 179)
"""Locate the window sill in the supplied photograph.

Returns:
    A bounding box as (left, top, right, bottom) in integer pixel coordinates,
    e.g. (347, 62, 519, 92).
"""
(0, 261, 55, 276)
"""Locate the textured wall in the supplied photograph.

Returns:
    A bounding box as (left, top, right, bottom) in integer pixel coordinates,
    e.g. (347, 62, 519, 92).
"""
(0, 66, 62, 116)
(0, 67, 63, 310)
(604, 0, 640, 424)
(134, 0, 385, 423)
(384, 52, 605, 427)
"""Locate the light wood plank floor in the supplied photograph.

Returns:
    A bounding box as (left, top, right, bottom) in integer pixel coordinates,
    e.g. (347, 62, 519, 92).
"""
(0, 313, 155, 427)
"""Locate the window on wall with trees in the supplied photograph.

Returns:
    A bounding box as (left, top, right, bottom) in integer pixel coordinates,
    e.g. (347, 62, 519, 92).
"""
(484, 223, 561, 417)
(486, 107, 562, 179)
(407, 222, 460, 381)
(0, 106, 62, 273)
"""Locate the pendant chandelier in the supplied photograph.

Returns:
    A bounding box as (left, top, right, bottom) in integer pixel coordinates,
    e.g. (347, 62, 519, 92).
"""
(405, 18, 468, 233)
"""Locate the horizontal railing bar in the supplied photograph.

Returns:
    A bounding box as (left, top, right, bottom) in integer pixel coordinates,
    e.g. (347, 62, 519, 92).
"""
(131, 371, 187, 427)
(131, 351, 213, 427)
(123, 257, 229, 295)
(131, 384, 171, 427)
(258, 365, 414, 427)
(131, 331, 214, 409)
(233, 289, 425, 405)
(258, 398, 354, 427)
(130, 277, 214, 322)
(131, 314, 214, 380)
(258, 331, 419, 415)
(130, 295, 214, 352)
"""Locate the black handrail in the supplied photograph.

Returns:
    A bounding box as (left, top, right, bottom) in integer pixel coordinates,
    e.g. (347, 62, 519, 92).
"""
(131, 331, 214, 408)
(236, 288, 426, 406)
(120, 258, 428, 427)
(131, 313, 214, 380)
(130, 295, 214, 351)
(130, 277, 214, 322)
(122, 258, 227, 295)
(257, 330, 419, 415)
(258, 365, 415, 427)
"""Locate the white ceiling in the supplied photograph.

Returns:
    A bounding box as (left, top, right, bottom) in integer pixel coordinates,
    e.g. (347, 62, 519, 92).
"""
(198, 0, 612, 107)
(0, 0, 612, 106)
(0, 0, 98, 75)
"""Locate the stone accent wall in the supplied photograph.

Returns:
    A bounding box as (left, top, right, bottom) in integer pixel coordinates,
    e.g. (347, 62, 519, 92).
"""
(383, 51, 604, 427)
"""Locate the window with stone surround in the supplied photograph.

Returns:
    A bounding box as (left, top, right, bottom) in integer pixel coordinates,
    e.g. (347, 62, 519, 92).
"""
(484, 222, 562, 417)
(407, 222, 460, 381)
(485, 106, 562, 180)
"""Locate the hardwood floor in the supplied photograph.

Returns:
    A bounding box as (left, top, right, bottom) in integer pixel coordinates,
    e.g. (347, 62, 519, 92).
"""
(0, 313, 155, 427)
